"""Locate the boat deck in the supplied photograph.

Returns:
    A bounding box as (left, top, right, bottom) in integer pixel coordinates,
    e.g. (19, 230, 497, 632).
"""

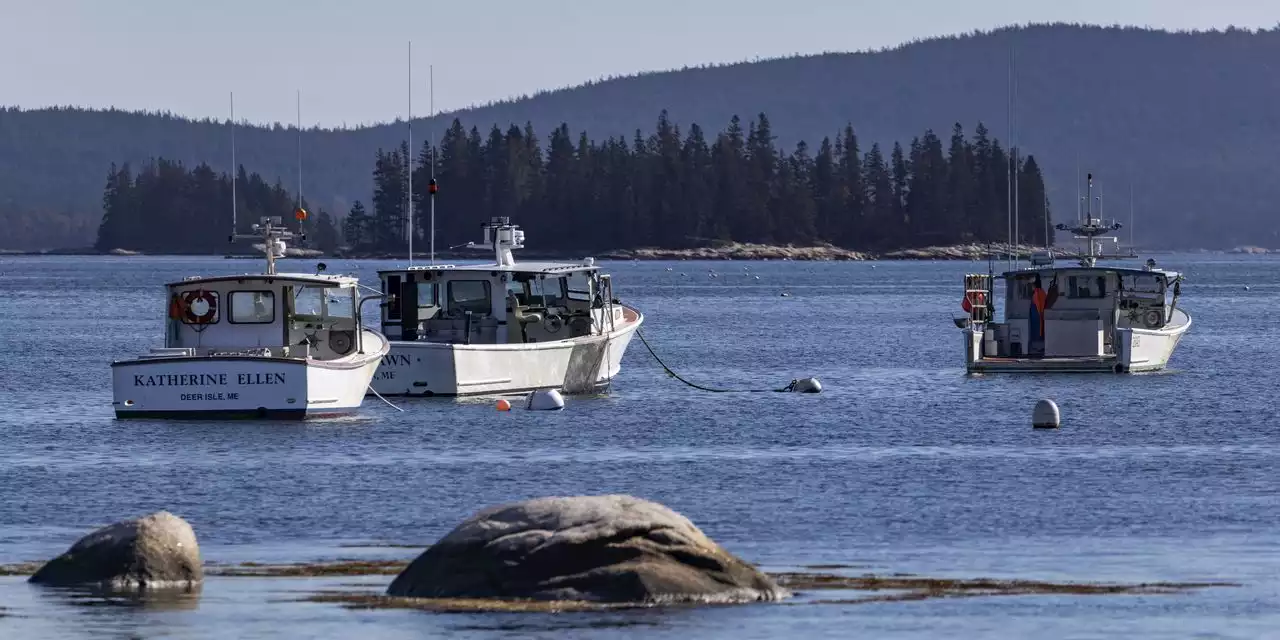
(969, 355, 1120, 374)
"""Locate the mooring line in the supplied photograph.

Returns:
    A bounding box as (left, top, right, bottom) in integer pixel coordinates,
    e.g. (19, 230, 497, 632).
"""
(635, 329, 804, 393)
(367, 385, 405, 412)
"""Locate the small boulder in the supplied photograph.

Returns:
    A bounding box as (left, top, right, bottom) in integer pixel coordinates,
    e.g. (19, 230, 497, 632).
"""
(386, 495, 788, 604)
(29, 511, 202, 590)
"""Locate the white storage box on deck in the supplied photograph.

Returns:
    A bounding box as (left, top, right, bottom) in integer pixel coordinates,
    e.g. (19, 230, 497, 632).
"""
(1043, 310, 1104, 357)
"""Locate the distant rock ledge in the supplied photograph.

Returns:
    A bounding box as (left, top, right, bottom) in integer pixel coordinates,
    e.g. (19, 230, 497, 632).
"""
(0, 242, 1200, 261)
(602, 243, 870, 261)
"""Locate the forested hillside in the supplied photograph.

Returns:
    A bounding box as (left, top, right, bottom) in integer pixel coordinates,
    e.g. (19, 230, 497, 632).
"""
(4, 23, 1279, 249)
(94, 113, 1048, 254)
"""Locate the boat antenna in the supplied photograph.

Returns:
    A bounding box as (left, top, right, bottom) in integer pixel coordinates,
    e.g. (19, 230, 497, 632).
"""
(1055, 172, 1122, 268)
(296, 89, 303, 216)
(407, 40, 414, 267)
(229, 91, 236, 244)
(1011, 38, 1019, 267)
(429, 63, 436, 265)
(1075, 156, 1081, 224)
(1086, 172, 1092, 222)
(1129, 182, 1135, 251)
(1005, 41, 1013, 271)
(1044, 189, 1050, 251)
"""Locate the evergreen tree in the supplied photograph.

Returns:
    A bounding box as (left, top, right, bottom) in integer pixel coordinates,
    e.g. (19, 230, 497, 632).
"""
(96, 113, 1045, 254)
(863, 143, 895, 249)
(1019, 155, 1051, 246)
(835, 125, 864, 246)
(343, 200, 371, 249)
(312, 210, 340, 253)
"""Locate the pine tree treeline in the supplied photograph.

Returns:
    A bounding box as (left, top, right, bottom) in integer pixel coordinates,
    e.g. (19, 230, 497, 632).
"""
(94, 159, 340, 253)
(346, 112, 1051, 253)
(95, 113, 1050, 254)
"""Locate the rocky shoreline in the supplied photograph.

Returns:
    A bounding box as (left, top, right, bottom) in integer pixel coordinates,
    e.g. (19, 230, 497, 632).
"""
(2, 498, 1241, 616)
(0, 242, 1258, 261)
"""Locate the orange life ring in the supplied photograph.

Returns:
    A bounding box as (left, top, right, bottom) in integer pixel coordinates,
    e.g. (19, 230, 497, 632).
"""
(182, 290, 218, 324)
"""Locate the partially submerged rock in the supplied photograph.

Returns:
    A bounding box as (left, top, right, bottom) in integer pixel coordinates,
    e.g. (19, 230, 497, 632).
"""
(387, 495, 787, 604)
(29, 511, 202, 590)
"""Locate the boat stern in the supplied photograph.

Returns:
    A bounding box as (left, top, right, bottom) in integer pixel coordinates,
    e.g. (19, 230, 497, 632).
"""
(111, 355, 310, 419)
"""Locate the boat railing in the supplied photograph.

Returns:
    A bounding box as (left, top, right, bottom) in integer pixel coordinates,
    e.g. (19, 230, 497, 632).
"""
(144, 345, 311, 360)
(962, 273, 994, 324)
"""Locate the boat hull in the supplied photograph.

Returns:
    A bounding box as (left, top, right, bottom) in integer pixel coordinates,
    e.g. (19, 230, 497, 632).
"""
(370, 307, 642, 396)
(112, 331, 388, 419)
(964, 309, 1190, 374)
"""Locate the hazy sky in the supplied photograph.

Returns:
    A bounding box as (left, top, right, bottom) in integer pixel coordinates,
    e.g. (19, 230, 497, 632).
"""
(2, 0, 1273, 127)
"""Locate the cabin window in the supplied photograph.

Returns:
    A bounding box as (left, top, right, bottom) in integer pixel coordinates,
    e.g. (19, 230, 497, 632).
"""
(417, 283, 438, 308)
(448, 280, 492, 317)
(1068, 275, 1107, 299)
(385, 275, 402, 320)
(229, 290, 275, 324)
(505, 279, 529, 305)
(565, 272, 593, 302)
(1121, 274, 1163, 295)
(290, 285, 327, 319)
(326, 288, 356, 318)
(534, 276, 568, 307)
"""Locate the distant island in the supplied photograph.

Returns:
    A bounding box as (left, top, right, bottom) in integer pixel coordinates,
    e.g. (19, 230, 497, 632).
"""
(90, 111, 1050, 257)
(5, 23, 1280, 251)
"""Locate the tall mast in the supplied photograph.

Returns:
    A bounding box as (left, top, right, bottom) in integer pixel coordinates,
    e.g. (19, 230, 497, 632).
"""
(429, 63, 436, 265)
(1044, 189, 1049, 251)
(296, 90, 302, 214)
(1075, 157, 1081, 223)
(1011, 39, 1019, 264)
(230, 92, 236, 241)
(407, 40, 414, 267)
(1006, 42, 1013, 270)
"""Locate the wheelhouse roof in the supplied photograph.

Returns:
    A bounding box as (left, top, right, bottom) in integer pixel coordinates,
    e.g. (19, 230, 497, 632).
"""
(1000, 265, 1181, 280)
(376, 261, 600, 277)
(165, 272, 359, 288)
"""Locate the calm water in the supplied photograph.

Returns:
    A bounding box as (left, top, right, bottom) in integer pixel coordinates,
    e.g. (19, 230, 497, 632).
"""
(1, 254, 1278, 638)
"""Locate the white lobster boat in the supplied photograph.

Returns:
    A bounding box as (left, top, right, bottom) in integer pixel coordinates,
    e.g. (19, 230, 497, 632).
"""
(111, 217, 390, 419)
(369, 217, 643, 397)
(956, 176, 1189, 374)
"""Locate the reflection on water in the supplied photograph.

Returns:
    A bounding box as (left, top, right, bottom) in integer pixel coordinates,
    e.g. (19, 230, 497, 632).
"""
(32, 583, 203, 611)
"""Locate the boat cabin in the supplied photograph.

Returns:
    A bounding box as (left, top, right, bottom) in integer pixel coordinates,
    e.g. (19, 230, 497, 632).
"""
(377, 216, 624, 345)
(377, 261, 621, 345)
(160, 271, 369, 361)
(964, 260, 1182, 359)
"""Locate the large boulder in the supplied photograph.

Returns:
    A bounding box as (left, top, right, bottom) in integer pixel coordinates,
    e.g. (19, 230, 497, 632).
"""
(386, 495, 788, 604)
(29, 511, 202, 590)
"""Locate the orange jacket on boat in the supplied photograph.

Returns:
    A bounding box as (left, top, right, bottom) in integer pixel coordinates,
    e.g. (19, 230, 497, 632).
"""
(1031, 287, 1048, 337)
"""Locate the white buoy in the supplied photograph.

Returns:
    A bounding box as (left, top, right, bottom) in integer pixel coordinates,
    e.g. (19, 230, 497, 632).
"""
(1032, 399, 1060, 429)
(526, 388, 565, 411)
(789, 377, 822, 393)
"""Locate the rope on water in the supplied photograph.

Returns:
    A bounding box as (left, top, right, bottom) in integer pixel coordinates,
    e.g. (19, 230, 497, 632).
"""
(635, 329, 802, 393)
(367, 385, 405, 412)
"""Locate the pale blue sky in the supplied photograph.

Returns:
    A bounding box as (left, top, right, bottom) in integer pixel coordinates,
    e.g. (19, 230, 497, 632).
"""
(2, 0, 1273, 127)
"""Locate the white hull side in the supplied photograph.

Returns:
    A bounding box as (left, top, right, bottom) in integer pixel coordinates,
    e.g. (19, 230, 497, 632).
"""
(112, 330, 388, 419)
(371, 309, 642, 396)
(964, 309, 1190, 374)
(1116, 308, 1191, 372)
